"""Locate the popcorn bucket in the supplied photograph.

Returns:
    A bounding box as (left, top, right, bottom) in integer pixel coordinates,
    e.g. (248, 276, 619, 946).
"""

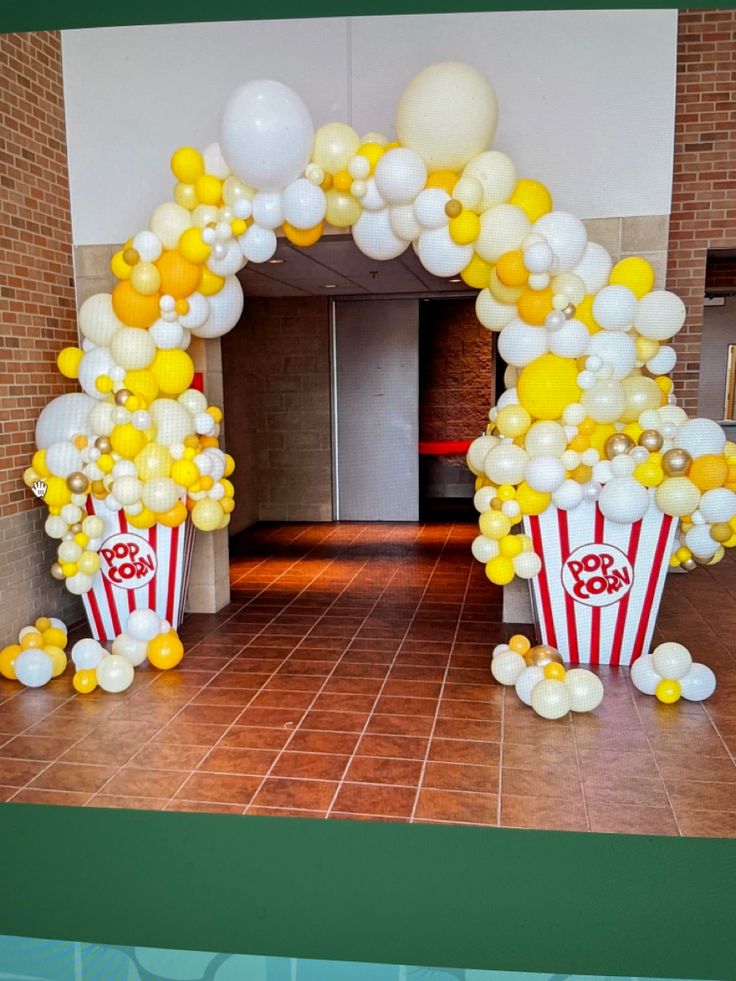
(523, 500, 679, 666)
(81, 497, 196, 641)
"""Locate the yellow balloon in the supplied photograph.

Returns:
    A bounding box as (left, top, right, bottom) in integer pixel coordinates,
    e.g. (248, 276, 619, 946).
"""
(171, 146, 204, 185)
(110, 250, 133, 280)
(425, 170, 459, 194)
(496, 405, 531, 438)
(174, 182, 198, 210)
(73, 669, 98, 694)
(325, 189, 361, 228)
(0, 644, 21, 680)
(312, 122, 361, 174)
(509, 179, 553, 223)
(448, 210, 480, 245)
(35, 617, 51, 632)
(191, 497, 225, 531)
(45, 645, 68, 678)
(609, 257, 655, 299)
(655, 678, 681, 704)
(110, 423, 147, 459)
(151, 349, 195, 396)
(635, 336, 660, 363)
(32, 449, 50, 478)
(41, 627, 67, 649)
(179, 227, 211, 264)
(195, 174, 222, 206)
(78, 551, 101, 576)
(589, 424, 617, 455)
(125, 369, 159, 404)
(488, 268, 524, 304)
(516, 482, 551, 516)
(43, 476, 72, 509)
(57, 346, 84, 379)
(171, 459, 200, 488)
(485, 555, 515, 585)
(461, 254, 492, 289)
(479, 510, 512, 540)
(517, 354, 581, 420)
(499, 534, 523, 558)
(135, 443, 173, 480)
(576, 295, 600, 334)
(130, 261, 161, 296)
(198, 267, 225, 296)
(356, 142, 384, 173)
(127, 507, 157, 530)
(147, 630, 184, 670)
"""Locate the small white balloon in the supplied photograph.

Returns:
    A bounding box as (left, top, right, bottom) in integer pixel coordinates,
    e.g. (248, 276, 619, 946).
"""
(515, 666, 545, 706)
(471, 535, 499, 564)
(71, 637, 106, 670)
(592, 286, 638, 331)
(630, 654, 661, 695)
(112, 632, 149, 667)
(127, 608, 162, 643)
(679, 663, 716, 701)
(652, 642, 693, 680)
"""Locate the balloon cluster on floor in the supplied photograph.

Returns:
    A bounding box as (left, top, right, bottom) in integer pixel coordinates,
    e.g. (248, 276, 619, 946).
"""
(71, 609, 184, 694)
(491, 634, 604, 719)
(0, 617, 68, 687)
(631, 641, 716, 704)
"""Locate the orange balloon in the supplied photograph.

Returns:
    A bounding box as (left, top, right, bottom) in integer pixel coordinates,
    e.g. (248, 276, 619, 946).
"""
(283, 221, 324, 248)
(158, 500, 188, 527)
(112, 280, 160, 328)
(155, 250, 202, 299)
(147, 630, 184, 670)
(688, 454, 728, 491)
(517, 287, 553, 326)
(496, 250, 528, 288)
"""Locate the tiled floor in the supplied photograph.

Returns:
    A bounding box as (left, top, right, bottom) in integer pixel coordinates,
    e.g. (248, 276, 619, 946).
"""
(1, 520, 736, 837)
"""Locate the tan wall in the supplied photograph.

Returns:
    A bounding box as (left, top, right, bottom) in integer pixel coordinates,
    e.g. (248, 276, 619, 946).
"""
(222, 297, 333, 528)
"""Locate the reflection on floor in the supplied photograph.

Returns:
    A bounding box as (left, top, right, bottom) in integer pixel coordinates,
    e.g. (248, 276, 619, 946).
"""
(1, 520, 735, 837)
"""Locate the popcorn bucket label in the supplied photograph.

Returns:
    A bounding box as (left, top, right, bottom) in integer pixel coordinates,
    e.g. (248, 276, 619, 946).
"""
(99, 533, 158, 590)
(561, 544, 634, 608)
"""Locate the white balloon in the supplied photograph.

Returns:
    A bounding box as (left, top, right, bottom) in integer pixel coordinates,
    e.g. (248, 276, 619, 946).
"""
(497, 318, 548, 367)
(282, 178, 326, 229)
(417, 227, 473, 278)
(110, 326, 156, 371)
(525, 456, 565, 493)
(389, 204, 422, 243)
(634, 290, 686, 341)
(513, 551, 542, 579)
(484, 443, 528, 485)
(571, 242, 613, 294)
(564, 669, 604, 712)
(71, 637, 105, 670)
(374, 148, 427, 205)
(461, 151, 516, 211)
(523, 241, 554, 274)
(471, 535, 499, 563)
(476, 205, 531, 263)
(548, 318, 590, 359)
(352, 209, 408, 261)
(149, 399, 195, 446)
(207, 240, 245, 277)
(79, 293, 124, 347)
(679, 663, 716, 701)
(531, 679, 571, 719)
(191, 275, 244, 339)
(646, 345, 677, 375)
(475, 289, 516, 332)
(630, 654, 661, 694)
(588, 330, 637, 380)
(674, 418, 726, 459)
(96, 654, 135, 693)
(524, 421, 568, 458)
(395, 62, 498, 173)
(515, 666, 544, 706)
(552, 479, 584, 511)
(15, 649, 53, 688)
(202, 141, 231, 179)
(239, 224, 277, 263)
(473, 486, 495, 513)
(36, 393, 95, 448)
(491, 650, 526, 686)
(220, 80, 314, 191)
(359, 178, 386, 212)
(45, 515, 68, 538)
(45, 441, 83, 478)
(466, 434, 498, 475)
(413, 188, 450, 229)
(150, 202, 191, 249)
(127, 608, 162, 643)
(452, 175, 483, 211)
(684, 524, 719, 560)
(179, 292, 210, 330)
(496, 387, 519, 410)
(251, 191, 284, 230)
(150, 319, 185, 350)
(533, 212, 587, 273)
(598, 476, 649, 523)
(592, 285, 638, 331)
(132, 230, 163, 263)
(651, 642, 693, 681)
(699, 488, 736, 524)
(112, 632, 149, 667)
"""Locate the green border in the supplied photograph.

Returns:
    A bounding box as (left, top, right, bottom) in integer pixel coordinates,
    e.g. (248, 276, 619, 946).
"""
(2, 4, 736, 979)
(1, 803, 735, 979)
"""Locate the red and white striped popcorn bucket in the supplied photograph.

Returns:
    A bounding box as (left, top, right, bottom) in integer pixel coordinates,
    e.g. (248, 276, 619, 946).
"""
(523, 500, 679, 667)
(81, 497, 196, 642)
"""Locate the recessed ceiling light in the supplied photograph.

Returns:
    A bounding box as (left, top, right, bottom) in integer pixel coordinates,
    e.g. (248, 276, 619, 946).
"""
(449, 277, 462, 283)
(324, 284, 337, 289)
(268, 258, 285, 264)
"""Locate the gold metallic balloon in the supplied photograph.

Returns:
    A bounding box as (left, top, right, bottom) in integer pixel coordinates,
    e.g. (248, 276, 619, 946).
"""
(444, 199, 462, 219)
(66, 472, 89, 494)
(122, 248, 139, 266)
(711, 522, 732, 543)
(524, 644, 564, 667)
(69, 523, 83, 536)
(638, 429, 663, 452)
(604, 433, 635, 460)
(662, 448, 692, 476)
(681, 558, 697, 572)
(490, 498, 503, 511)
(563, 303, 576, 320)
(95, 436, 112, 454)
(114, 388, 132, 406)
(51, 562, 65, 580)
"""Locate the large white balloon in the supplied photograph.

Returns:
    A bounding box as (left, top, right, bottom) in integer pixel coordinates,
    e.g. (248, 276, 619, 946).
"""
(417, 227, 473, 278)
(634, 290, 686, 341)
(531, 679, 571, 719)
(525, 421, 568, 458)
(220, 79, 314, 191)
(36, 393, 96, 448)
(475, 289, 516, 332)
(491, 650, 526, 686)
(413, 188, 450, 230)
(699, 488, 736, 524)
(96, 654, 135, 693)
(45, 441, 83, 478)
(466, 434, 498, 475)
(374, 148, 427, 205)
(525, 456, 565, 493)
(592, 285, 638, 331)
(684, 524, 720, 560)
(651, 642, 692, 681)
(15, 649, 53, 688)
(484, 443, 528, 485)
(395, 62, 498, 173)
(191, 276, 244, 339)
(646, 345, 677, 375)
(674, 419, 726, 459)
(548, 318, 590, 359)
(112, 632, 149, 667)
(352, 208, 408, 261)
(564, 669, 604, 712)
(149, 398, 195, 446)
(239, 224, 277, 263)
(127, 608, 162, 643)
(598, 476, 649, 523)
(571, 242, 613, 294)
(179, 292, 210, 330)
(71, 637, 105, 670)
(497, 318, 548, 367)
(533, 212, 587, 273)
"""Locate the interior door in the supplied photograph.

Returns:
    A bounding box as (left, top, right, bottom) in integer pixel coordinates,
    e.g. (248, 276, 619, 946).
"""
(333, 299, 419, 521)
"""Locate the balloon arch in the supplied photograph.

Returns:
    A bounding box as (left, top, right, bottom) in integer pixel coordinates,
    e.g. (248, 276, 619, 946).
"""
(24, 62, 736, 624)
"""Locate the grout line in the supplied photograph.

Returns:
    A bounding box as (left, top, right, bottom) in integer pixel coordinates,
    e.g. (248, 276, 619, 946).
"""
(569, 703, 591, 833)
(629, 678, 684, 836)
(409, 528, 474, 824)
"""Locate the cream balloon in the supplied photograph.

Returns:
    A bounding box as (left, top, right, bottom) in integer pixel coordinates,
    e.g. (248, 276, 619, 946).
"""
(564, 669, 604, 712)
(461, 151, 516, 211)
(630, 654, 660, 695)
(570, 242, 613, 294)
(374, 148, 427, 206)
(466, 435, 498, 475)
(395, 62, 498, 173)
(620, 376, 662, 423)
(150, 202, 191, 249)
(476, 205, 531, 263)
(523, 421, 568, 459)
(581, 380, 626, 424)
(110, 327, 156, 371)
(96, 654, 135, 693)
(475, 289, 516, 332)
(471, 535, 499, 563)
(148, 399, 195, 446)
(655, 477, 701, 517)
(652, 642, 692, 680)
(634, 290, 686, 341)
(141, 477, 178, 514)
(483, 444, 528, 485)
(79, 293, 124, 346)
(531, 679, 571, 719)
(111, 632, 149, 667)
(491, 650, 526, 686)
(312, 122, 360, 174)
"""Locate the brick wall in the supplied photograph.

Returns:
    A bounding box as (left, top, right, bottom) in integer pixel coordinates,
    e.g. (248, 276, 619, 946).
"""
(668, 8, 736, 415)
(0, 32, 83, 636)
(221, 297, 333, 527)
(419, 298, 493, 442)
